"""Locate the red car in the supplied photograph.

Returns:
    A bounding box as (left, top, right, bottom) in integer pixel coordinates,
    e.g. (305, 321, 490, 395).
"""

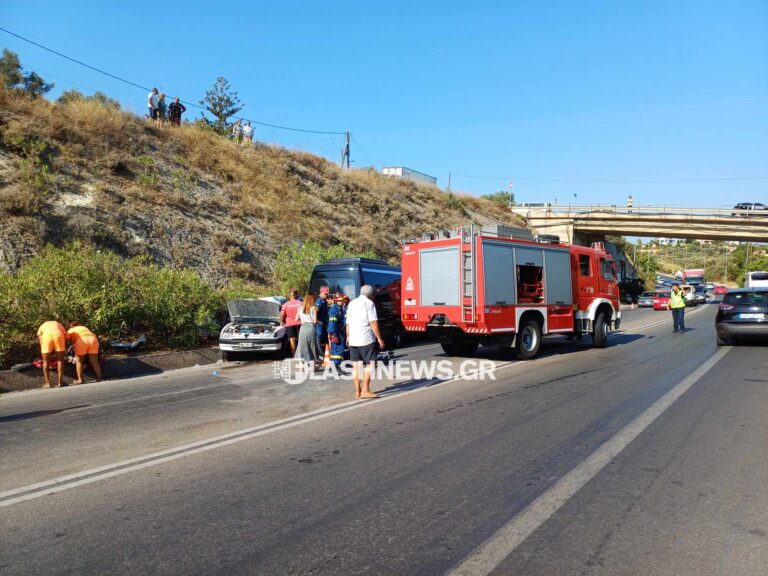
(714, 285, 728, 295)
(653, 290, 671, 310)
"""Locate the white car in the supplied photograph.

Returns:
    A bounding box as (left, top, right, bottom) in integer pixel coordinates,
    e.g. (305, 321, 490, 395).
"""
(219, 297, 287, 361)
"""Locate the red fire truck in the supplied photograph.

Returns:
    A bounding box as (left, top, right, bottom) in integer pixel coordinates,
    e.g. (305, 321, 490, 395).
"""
(400, 225, 621, 359)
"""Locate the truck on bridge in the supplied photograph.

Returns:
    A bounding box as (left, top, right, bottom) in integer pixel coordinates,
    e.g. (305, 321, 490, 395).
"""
(400, 225, 621, 360)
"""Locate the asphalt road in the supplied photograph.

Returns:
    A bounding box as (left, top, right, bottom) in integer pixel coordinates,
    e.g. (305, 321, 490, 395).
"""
(1, 303, 766, 575)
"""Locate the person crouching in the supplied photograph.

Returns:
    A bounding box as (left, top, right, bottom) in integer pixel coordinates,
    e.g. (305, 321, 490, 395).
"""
(37, 320, 68, 388)
(66, 323, 102, 384)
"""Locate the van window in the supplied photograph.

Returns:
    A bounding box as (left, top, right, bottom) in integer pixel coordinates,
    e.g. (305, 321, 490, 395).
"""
(601, 259, 614, 281)
(309, 270, 358, 298)
(361, 267, 400, 293)
(579, 255, 591, 277)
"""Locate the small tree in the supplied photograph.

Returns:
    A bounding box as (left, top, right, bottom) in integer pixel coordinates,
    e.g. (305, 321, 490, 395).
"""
(199, 76, 243, 135)
(482, 190, 516, 206)
(58, 89, 120, 109)
(0, 48, 53, 96)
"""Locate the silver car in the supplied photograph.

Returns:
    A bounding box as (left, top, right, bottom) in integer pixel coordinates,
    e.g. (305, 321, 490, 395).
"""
(219, 297, 287, 361)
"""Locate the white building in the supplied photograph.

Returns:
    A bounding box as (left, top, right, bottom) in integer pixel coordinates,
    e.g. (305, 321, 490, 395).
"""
(381, 166, 437, 186)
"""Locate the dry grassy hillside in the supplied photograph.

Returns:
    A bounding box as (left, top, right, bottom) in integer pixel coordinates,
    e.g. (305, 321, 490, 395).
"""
(0, 90, 522, 287)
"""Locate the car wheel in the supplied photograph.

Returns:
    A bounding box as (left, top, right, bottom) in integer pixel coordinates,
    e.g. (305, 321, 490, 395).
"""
(592, 312, 609, 348)
(716, 334, 729, 346)
(515, 318, 542, 360)
(441, 340, 479, 357)
(221, 350, 239, 362)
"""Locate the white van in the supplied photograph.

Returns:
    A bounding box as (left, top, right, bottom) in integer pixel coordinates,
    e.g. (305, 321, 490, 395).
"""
(745, 271, 768, 288)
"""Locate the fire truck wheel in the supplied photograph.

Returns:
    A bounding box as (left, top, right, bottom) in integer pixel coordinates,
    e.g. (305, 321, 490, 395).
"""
(592, 312, 609, 348)
(440, 340, 479, 357)
(515, 318, 541, 360)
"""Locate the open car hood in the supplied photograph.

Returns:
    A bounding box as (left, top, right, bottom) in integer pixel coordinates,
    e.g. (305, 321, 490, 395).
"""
(227, 298, 283, 322)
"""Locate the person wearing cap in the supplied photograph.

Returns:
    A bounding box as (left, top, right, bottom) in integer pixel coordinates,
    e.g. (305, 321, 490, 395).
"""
(327, 293, 346, 367)
(667, 283, 686, 333)
(279, 289, 303, 355)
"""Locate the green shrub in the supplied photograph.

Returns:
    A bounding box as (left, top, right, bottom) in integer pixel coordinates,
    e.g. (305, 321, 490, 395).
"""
(0, 243, 234, 367)
(272, 241, 377, 296)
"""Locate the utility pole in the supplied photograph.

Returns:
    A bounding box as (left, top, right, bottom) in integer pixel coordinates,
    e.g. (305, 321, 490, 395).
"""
(447, 172, 452, 191)
(340, 131, 350, 168)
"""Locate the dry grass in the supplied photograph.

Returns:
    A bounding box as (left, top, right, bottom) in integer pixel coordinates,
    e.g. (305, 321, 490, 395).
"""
(0, 88, 524, 284)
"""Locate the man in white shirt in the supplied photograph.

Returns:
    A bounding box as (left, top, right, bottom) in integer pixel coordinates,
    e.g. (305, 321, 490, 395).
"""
(346, 285, 385, 399)
(242, 121, 253, 144)
(147, 88, 159, 121)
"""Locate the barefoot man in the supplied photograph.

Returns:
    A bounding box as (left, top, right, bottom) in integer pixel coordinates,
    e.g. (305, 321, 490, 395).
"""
(345, 285, 385, 399)
(37, 320, 67, 388)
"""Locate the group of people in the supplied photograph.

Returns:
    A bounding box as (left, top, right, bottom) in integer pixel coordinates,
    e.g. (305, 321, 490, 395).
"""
(231, 120, 255, 145)
(279, 285, 385, 399)
(36, 320, 102, 388)
(147, 87, 187, 126)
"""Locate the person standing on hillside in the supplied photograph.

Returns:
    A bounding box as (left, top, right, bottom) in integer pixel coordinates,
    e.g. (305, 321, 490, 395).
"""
(667, 283, 686, 333)
(66, 323, 102, 384)
(346, 285, 385, 399)
(168, 97, 186, 125)
(156, 92, 168, 126)
(242, 121, 254, 144)
(279, 289, 302, 356)
(37, 320, 67, 388)
(231, 120, 243, 143)
(147, 87, 159, 122)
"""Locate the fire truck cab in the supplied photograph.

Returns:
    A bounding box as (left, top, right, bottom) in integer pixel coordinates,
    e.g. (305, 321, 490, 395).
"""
(400, 225, 621, 359)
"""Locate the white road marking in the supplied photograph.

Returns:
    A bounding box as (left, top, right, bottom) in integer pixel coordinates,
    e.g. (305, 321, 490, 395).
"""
(446, 346, 730, 576)
(0, 360, 520, 508)
(0, 307, 711, 508)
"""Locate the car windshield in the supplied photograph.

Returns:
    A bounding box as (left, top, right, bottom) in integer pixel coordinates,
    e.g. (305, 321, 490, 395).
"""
(749, 272, 768, 281)
(656, 291, 670, 297)
(641, 291, 655, 297)
(722, 292, 768, 306)
(309, 270, 358, 299)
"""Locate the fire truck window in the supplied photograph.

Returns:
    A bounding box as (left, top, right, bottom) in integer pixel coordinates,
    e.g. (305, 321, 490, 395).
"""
(579, 255, 591, 277)
(516, 265, 544, 304)
(601, 259, 614, 281)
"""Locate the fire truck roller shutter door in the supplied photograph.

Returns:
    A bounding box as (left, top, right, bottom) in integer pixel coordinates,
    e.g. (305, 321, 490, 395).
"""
(544, 249, 573, 305)
(482, 241, 516, 306)
(420, 247, 460, 306)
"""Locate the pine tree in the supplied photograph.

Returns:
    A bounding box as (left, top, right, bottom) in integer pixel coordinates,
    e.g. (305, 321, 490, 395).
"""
(0, 49, 53, 96)
(199, 77, 243, 135)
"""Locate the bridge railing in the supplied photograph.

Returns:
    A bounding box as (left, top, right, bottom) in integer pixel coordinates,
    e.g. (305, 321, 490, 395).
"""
(511, 204, 768, 218)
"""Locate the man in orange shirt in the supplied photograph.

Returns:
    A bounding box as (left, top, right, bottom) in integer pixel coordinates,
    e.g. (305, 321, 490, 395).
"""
(66, 323, 102, 384)
(37, 320, 67, 388)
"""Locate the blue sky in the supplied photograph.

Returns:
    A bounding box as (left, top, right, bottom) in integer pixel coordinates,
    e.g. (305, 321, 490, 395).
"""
(2, 0, 766, 206)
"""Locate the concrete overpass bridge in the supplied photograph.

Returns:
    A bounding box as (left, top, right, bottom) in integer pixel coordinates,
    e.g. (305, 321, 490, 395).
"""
(510, 204, 768, 245)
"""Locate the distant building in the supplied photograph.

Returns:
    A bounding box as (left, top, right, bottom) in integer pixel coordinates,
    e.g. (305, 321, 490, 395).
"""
(381, 166, 437, 186)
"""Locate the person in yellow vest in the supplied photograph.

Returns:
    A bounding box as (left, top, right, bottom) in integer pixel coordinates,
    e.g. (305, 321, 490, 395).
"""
(37, 320, 68, 388)
(66, 323, 103, 384)
(667, 283, 686, 333)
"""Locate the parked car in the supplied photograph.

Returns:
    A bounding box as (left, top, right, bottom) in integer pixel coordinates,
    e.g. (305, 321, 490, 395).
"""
(219, 297, 287, 361)
(638, 291, 656, 307)
(715, 288, 768, 345)
(705, 282, 715, 291)
(653, 290, 671, 310)
(731, 202, 768, 217)
(714, 285, 728, 295)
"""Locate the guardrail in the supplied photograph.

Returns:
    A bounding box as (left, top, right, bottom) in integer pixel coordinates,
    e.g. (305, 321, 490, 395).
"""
(511, 204, 768, 217)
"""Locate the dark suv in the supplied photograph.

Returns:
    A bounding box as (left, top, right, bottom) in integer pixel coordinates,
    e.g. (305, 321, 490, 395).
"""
(715, 288, 768, 345)
(731, 202, 767, 217)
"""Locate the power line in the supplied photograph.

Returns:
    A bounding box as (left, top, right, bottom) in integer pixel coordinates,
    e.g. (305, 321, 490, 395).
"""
(351, 134, 376, 167)
(451, 173, 768, 184)
(0, 26, 347, 135)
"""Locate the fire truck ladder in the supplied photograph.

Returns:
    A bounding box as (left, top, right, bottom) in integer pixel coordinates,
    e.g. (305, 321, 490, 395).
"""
(461, 225, 476, 323)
